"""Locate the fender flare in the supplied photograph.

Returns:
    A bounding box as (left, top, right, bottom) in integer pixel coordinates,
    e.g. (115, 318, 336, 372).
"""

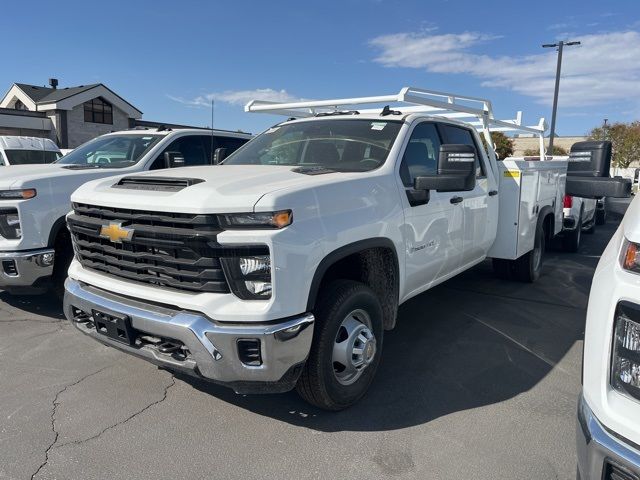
(305, 237, 399, 312)
(537, 205, 555, 241)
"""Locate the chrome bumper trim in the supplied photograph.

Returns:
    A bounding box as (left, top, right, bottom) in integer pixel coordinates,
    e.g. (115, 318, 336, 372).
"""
(0, 249, 55, 288)
(63, 278, 314, 388)
(577, 393, 640, 479)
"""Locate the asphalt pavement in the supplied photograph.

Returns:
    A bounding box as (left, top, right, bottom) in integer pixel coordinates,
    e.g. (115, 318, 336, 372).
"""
(0, 219, 620, 480)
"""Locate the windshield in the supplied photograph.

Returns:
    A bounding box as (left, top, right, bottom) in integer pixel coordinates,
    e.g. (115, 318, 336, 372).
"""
(223, 119, 403, 172)
(5, 150, 61, 165)
(56, 134, 162, 168)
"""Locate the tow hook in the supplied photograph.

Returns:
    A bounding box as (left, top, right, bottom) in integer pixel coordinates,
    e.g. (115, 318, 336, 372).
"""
(158, 341, 182, 354)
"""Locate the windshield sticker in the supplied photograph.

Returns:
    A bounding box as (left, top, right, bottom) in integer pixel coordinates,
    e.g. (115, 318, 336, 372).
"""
(371, 122, 386, 131)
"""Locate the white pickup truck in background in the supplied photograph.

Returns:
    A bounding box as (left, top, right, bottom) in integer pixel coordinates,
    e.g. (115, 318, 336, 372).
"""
(62, 87, 630, 410)
(578, 192, 640, 480)
(0, 128, 251, 297)
(561, 194, 597, 251)
(0, 135, 61, 166)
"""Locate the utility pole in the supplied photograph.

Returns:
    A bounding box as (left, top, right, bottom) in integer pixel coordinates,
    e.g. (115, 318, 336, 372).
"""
(542, 40, 581, 154)
(603, 118, 608, 141)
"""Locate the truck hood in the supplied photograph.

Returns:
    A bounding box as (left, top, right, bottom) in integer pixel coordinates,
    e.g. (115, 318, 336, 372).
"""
(71, 165, 350, 213)
(0, 164, 127, 189)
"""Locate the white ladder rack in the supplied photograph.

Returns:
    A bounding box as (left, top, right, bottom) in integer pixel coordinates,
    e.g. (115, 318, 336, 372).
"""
(245, 86, 548, 159)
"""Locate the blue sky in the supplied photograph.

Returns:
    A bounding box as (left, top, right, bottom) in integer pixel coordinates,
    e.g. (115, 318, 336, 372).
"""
(2, 0, 639, 136)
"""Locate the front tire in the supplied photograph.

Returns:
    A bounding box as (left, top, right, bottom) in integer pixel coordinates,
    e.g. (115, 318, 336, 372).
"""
(51, 230, 73, 300)
(595, 208, 606, 225)
(296, 280, 383, 411)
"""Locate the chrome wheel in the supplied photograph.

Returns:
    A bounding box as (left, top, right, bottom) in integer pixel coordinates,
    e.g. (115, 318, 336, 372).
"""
(332, 309, 377, 386)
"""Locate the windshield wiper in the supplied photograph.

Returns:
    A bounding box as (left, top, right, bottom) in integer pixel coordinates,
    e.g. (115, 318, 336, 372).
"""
(315, 110, 360, 117)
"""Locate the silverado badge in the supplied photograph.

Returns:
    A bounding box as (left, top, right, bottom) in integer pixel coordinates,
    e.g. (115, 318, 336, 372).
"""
(99, 222, 134, 243)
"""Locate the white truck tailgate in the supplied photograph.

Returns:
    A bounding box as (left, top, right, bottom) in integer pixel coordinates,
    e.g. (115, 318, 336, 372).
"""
(488, 159, 567, 260)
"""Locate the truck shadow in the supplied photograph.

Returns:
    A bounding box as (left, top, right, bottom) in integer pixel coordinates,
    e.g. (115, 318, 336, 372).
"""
(178, 220, 617, 432)
(0, 290, 64, 320)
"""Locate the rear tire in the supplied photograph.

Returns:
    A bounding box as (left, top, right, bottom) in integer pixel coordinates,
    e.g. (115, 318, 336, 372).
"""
(563, 211, 582, 253)
(512, 223, 545, 283)
(296, 280, 383, 411)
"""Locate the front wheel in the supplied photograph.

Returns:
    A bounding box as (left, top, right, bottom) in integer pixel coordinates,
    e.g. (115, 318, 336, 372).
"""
(296, 280, 383, 410)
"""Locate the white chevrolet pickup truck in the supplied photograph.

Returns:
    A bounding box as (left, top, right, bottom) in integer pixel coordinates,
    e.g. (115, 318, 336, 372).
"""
(578, 193, 640, 479)
(62, 87, 629, 410)
(0, 128, 250, 296)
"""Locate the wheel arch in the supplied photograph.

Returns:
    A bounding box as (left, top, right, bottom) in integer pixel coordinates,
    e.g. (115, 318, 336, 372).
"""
(306, 238, 400, 330)
(47, 216, 68, 248)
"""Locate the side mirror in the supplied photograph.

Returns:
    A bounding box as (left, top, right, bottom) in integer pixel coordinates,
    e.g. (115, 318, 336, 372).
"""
(566, 140, 632, 198)
(567, 141, 612, 178)
(414, 144, 476, 192)
(164, 151, 185, 169)
(213, 147, 227, 165)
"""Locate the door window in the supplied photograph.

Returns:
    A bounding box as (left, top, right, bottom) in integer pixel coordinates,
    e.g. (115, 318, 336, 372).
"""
(439, 124, 485, 177)
(399, 122, 441, 187)
(150, 135, 207, 169)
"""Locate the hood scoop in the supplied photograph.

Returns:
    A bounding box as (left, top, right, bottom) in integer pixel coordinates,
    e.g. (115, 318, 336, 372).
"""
(112, 176, 204, 192)
(291, 166, 336, 176)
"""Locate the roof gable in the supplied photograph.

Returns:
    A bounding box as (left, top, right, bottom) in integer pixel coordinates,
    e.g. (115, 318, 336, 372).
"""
(1, 82, 142, 118)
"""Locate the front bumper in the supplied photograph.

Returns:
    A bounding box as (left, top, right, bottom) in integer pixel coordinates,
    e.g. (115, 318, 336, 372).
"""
(577, 393, 640, 479)
(63, 278, 314, 394)
(0, 248, 55, 289)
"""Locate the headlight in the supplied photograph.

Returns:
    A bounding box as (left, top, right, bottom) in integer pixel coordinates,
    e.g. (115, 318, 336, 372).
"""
(0, 208, 21, 239)
(221, 253, 272, 300)
(612, 302, 640, 401)
(0, 189, 36, 200)
(219, 210, 292, 229)
(621, 239, 640, 274)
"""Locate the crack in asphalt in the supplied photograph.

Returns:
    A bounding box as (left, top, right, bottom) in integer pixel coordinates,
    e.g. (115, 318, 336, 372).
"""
(29, 366, 112, 480)
(58, 374, 176, 449)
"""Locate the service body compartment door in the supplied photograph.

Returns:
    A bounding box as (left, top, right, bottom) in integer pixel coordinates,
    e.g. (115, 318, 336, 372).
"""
(487, 162, 522, 260)
(488, 160, 567, 260)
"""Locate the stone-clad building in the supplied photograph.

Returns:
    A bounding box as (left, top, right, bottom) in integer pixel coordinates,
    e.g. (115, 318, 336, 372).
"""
(0, 79, 143, 148)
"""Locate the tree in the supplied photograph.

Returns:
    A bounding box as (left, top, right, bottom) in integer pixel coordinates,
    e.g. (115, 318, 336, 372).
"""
(588, 121, 640, 169)
(478, 131, 514, 159)
(523, 145, 568, 156)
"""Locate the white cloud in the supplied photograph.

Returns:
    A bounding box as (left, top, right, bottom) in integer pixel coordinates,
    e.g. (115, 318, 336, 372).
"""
(369, 30, 640, 108)
(168, 88, 302, 108)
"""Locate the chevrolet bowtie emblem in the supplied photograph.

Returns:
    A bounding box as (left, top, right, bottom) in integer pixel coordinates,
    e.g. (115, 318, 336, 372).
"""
(99, 221, 134, 243)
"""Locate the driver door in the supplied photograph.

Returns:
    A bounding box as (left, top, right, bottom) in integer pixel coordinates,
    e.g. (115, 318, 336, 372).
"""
(398, 121, 465, 298)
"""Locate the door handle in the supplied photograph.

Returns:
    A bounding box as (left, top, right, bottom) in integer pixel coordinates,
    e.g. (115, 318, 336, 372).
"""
(488, 190, 498, 196)
(450, 196, 464, 204)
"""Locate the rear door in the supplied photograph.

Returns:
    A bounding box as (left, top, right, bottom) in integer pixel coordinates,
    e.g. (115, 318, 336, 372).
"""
(398, 121, 465, 298)
(439, 123, 495, 267)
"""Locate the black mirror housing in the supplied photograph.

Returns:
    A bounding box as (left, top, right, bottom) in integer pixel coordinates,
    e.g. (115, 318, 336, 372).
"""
(164, 151, 185, 169)
(213, 147, 227, 165)
(568, 141, 612, 178)
(413, 144, 476, 192)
